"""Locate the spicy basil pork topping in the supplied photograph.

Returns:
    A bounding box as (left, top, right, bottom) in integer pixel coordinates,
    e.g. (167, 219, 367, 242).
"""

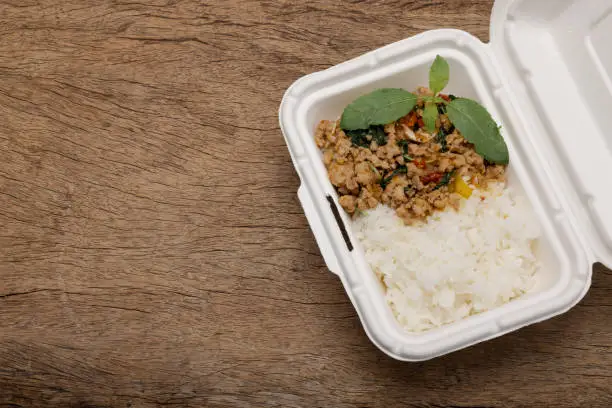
(316, 86, 506, 224)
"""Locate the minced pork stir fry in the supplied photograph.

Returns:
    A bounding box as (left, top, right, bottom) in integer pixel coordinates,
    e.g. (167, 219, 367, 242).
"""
(315, 87, 506, 224)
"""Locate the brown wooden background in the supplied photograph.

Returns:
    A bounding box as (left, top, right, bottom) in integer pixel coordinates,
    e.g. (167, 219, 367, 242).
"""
(0, 1, 610, 407)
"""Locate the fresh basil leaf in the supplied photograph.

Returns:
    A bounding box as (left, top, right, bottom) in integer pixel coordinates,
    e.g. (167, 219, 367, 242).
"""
(429, 55, 449, 95)
(423, 102, 438, 133)
(446, 98, 509, 164)
(340, 88, 418, 130)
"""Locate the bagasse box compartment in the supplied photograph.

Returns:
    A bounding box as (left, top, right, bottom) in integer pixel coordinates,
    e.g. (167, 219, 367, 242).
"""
(279, 0, 612, 361)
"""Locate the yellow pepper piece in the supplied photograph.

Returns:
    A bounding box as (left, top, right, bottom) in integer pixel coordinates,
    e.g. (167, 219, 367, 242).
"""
(452, 174, 473, 198)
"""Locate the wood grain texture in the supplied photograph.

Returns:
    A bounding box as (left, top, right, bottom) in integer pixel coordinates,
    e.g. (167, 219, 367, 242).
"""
(0, 1, 610, 407)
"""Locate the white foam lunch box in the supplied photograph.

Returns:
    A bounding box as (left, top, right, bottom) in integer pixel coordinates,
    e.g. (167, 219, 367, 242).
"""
(278, 0, 612, 361)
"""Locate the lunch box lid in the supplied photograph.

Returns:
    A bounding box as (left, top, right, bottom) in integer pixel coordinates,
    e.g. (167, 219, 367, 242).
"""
(489, 0, 612, 266)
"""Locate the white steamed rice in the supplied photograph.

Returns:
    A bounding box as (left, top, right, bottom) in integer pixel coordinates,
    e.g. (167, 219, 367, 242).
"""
(352, 183, 541, 332)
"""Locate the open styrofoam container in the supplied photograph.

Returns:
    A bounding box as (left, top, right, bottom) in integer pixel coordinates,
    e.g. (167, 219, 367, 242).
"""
(279, 0, 612, 361)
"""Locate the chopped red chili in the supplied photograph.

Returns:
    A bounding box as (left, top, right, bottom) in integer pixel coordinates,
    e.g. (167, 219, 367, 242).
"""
(414, 159, 426, 169)
(421, 172, 444, 184)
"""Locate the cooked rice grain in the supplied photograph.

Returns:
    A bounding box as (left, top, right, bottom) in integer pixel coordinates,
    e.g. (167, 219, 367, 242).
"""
(352, 183, 541, 332)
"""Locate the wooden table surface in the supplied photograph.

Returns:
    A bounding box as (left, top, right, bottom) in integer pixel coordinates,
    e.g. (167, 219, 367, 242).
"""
(1, 1, 610, 407)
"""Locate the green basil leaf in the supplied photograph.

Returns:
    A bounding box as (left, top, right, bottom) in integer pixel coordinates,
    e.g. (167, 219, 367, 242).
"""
(370, 125, 388, 146)
(433, 171, 454, 190)
(436, 128, 448, 152)
(423, 102, 438, 133)
(446, 98, 509, 164)
(346, 125, 387, 148)
(340, 88, 418, 130)
(345, 128, 370, 148)
(429, 55, 449, 95)
(380, 165, 408, 190)
(396, 139, 409, 154)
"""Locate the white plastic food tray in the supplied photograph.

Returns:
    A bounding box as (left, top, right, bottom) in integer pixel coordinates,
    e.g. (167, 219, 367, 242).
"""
(279, 0, 612, 361)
